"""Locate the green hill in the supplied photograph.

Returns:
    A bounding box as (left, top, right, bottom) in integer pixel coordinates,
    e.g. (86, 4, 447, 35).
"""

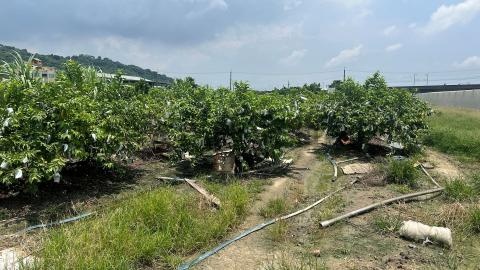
(0, 44, 173, 84)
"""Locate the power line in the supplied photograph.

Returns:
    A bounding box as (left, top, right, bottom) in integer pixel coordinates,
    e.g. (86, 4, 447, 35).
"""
(347, 68, 480, 75)
(233, 70, 342, 76)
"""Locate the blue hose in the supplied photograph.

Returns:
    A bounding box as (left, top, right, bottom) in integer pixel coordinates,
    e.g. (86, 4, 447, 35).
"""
(177, 218, 276, 270)
(15, 212, 94, 234)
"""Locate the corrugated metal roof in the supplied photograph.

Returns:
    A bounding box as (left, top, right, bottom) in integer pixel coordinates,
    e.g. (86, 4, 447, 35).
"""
(97, 73, 153, 82)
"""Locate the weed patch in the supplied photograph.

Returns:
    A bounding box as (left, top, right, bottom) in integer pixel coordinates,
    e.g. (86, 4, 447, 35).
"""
(468, 206, 480, 234)
(264, 253, 326, 270)
(32, 182, 254, 269)
(444, 179, 475, 202)
(260, 198, 288, 218)
(385, 159, 419, 188)
(372, 212, 402, 234)
(267, 220, 289, 242)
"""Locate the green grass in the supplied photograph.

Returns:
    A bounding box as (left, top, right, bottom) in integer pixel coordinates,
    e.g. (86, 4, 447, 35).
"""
(444, 179, 476, 202)
(423, 107, 480, 161)
(259, 198, 288, 218)
(468, 206, 480, 233)
(31, 182, 256, 269)
(264, 254, 326, 270)
(266, 220, 289, 242)
(385, 159, 419, 188)
(372, 212, 402, 234)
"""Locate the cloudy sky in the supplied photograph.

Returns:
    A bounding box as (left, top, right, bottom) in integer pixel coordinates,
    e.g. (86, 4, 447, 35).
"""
(1, 0, 480, 89)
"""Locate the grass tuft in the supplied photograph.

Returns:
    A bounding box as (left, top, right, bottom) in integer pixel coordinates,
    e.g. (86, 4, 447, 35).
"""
(267, 220, 289, 242)
(372, 213, 402, 234)
(444, 179, 475, 202)
(385, 159, 419, 188)
(264, 253, 326, 270)
(468, 206, 480, 234)
(259, 198, 288, 218)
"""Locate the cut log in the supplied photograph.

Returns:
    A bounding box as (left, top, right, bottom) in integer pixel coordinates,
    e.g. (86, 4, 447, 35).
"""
(320, 187, 444, 227)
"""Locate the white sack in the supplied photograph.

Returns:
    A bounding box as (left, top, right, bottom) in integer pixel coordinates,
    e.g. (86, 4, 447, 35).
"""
(399, 220, 452, 247)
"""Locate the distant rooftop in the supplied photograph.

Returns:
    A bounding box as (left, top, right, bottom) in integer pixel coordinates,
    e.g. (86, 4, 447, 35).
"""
(97, 73, 153, 83)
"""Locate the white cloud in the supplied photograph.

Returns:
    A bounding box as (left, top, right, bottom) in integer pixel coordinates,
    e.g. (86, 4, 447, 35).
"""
(408, 22, 417, 29)
(326, 0, 371, 8)
(385, 43, 403, 52)
(356, 8, 373, 19)
(186, 0, 228, 18)
(422, 0, 480, 34)
(454, 56, 480, 68)
(284, 0, 302, 11)
(383, 25, 397, 36)
(212, 23, 302, 49)
(280, 49, 307, 65)
(325, 45, 363, 67)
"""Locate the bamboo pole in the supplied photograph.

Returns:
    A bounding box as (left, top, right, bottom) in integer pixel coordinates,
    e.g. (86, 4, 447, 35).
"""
(320, 187, 444, 227)
(420, 164, 441, 188)
(336, 157, 360, 164)
(326, 154, 338, 181)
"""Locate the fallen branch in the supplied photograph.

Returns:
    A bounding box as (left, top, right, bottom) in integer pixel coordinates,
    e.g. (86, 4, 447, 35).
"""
(320, 187, 444, 227)
(245, 164, 290, 175)
(419, 164, 441, 188)
(156, 176, 221, 208)
(326, 154, 338, 181)
(177, 179, 358, 270)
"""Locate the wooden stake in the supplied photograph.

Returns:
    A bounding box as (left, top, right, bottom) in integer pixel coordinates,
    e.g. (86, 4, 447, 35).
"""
(156, 176, 221, 208)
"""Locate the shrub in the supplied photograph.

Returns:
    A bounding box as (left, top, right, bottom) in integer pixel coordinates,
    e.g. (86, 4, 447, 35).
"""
(160, 80, 299, 170)
(0, 56, 149, 189)
(385, 159, 419, 188)
(444, 179, 475, 202)
(322, 72, 431, 147)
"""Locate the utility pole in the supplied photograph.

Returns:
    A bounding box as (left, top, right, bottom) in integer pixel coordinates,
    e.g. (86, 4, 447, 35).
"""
(287, 81, 290, 88)
(413, 73, 416, 86)
(229, 70, 232, 91)
(426, 73, 429, 86)
(343, 67, 346, 82)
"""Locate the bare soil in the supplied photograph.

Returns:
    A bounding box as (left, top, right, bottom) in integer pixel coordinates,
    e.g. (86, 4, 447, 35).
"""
(192, 140, 478, 270)
(197, 134, 325, 270)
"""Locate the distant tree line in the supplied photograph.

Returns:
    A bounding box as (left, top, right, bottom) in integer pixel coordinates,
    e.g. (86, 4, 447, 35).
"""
(0, 44, 173, 84)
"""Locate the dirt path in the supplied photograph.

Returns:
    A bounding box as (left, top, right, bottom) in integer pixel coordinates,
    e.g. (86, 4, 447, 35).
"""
(197, 136, 325, 270)
(424, 149, 462, 180)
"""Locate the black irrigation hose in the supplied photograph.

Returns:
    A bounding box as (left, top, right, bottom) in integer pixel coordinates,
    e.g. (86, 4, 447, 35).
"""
(15, 212, 94, 235)
(177, 180, 356, 270)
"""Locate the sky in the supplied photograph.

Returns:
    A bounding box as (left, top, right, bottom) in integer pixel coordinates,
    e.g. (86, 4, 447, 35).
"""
(1, 0, 480, 89)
